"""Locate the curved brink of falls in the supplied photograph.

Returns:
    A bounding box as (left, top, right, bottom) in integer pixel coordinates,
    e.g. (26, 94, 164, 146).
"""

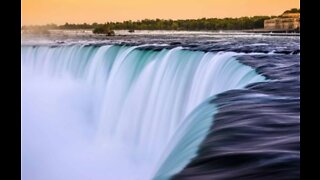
(21, 45, 266, 180)
(173, 54, 300, 180)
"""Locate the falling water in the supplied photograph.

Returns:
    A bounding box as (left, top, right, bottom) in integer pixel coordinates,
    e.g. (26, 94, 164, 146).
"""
(21, 44, 266, 180)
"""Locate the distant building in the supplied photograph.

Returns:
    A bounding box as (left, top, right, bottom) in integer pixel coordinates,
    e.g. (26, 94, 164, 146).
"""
(264, 13, 300, 31)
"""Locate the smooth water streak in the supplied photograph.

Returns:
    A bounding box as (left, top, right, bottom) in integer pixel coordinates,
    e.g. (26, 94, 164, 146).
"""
(21, 44, 266, 180)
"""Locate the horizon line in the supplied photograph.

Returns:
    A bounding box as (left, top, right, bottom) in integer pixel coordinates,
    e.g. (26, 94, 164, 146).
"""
(22, 13, 294, 26)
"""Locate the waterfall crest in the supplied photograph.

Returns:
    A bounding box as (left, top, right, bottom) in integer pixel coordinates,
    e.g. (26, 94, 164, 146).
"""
(22, 45, 266, 180)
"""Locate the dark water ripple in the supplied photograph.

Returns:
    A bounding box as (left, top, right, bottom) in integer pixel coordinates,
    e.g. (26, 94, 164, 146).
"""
(174, 53, 300, 179)
(22, 34, 300, 179)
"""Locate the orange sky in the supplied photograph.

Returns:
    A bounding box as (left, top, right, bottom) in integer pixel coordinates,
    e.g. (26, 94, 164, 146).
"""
(22, 0, 300, 25)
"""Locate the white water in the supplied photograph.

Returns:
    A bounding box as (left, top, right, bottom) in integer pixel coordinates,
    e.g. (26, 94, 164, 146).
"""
(21, 44, 266, 180)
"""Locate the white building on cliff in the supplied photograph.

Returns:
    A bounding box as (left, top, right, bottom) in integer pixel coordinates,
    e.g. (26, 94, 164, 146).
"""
(264, 12, 300, 31)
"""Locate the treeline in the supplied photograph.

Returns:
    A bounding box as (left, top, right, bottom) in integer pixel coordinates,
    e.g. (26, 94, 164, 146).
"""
(95, 17, 273, 31)
(22, 16, 275, 32)
(284, 8, 300, 13)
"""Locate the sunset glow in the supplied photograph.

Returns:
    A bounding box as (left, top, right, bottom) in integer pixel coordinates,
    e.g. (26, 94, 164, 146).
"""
(22, 0, 300, 26)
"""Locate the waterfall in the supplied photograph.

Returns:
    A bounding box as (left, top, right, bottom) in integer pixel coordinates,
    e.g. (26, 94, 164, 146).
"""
(21, 44, 266, 180)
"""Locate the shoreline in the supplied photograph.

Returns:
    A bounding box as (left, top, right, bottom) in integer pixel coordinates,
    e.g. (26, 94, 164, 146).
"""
(21, 29, 300, 39)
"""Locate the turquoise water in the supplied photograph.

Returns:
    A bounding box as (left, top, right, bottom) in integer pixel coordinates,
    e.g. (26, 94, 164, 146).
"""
(21, 45, 266, 180)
